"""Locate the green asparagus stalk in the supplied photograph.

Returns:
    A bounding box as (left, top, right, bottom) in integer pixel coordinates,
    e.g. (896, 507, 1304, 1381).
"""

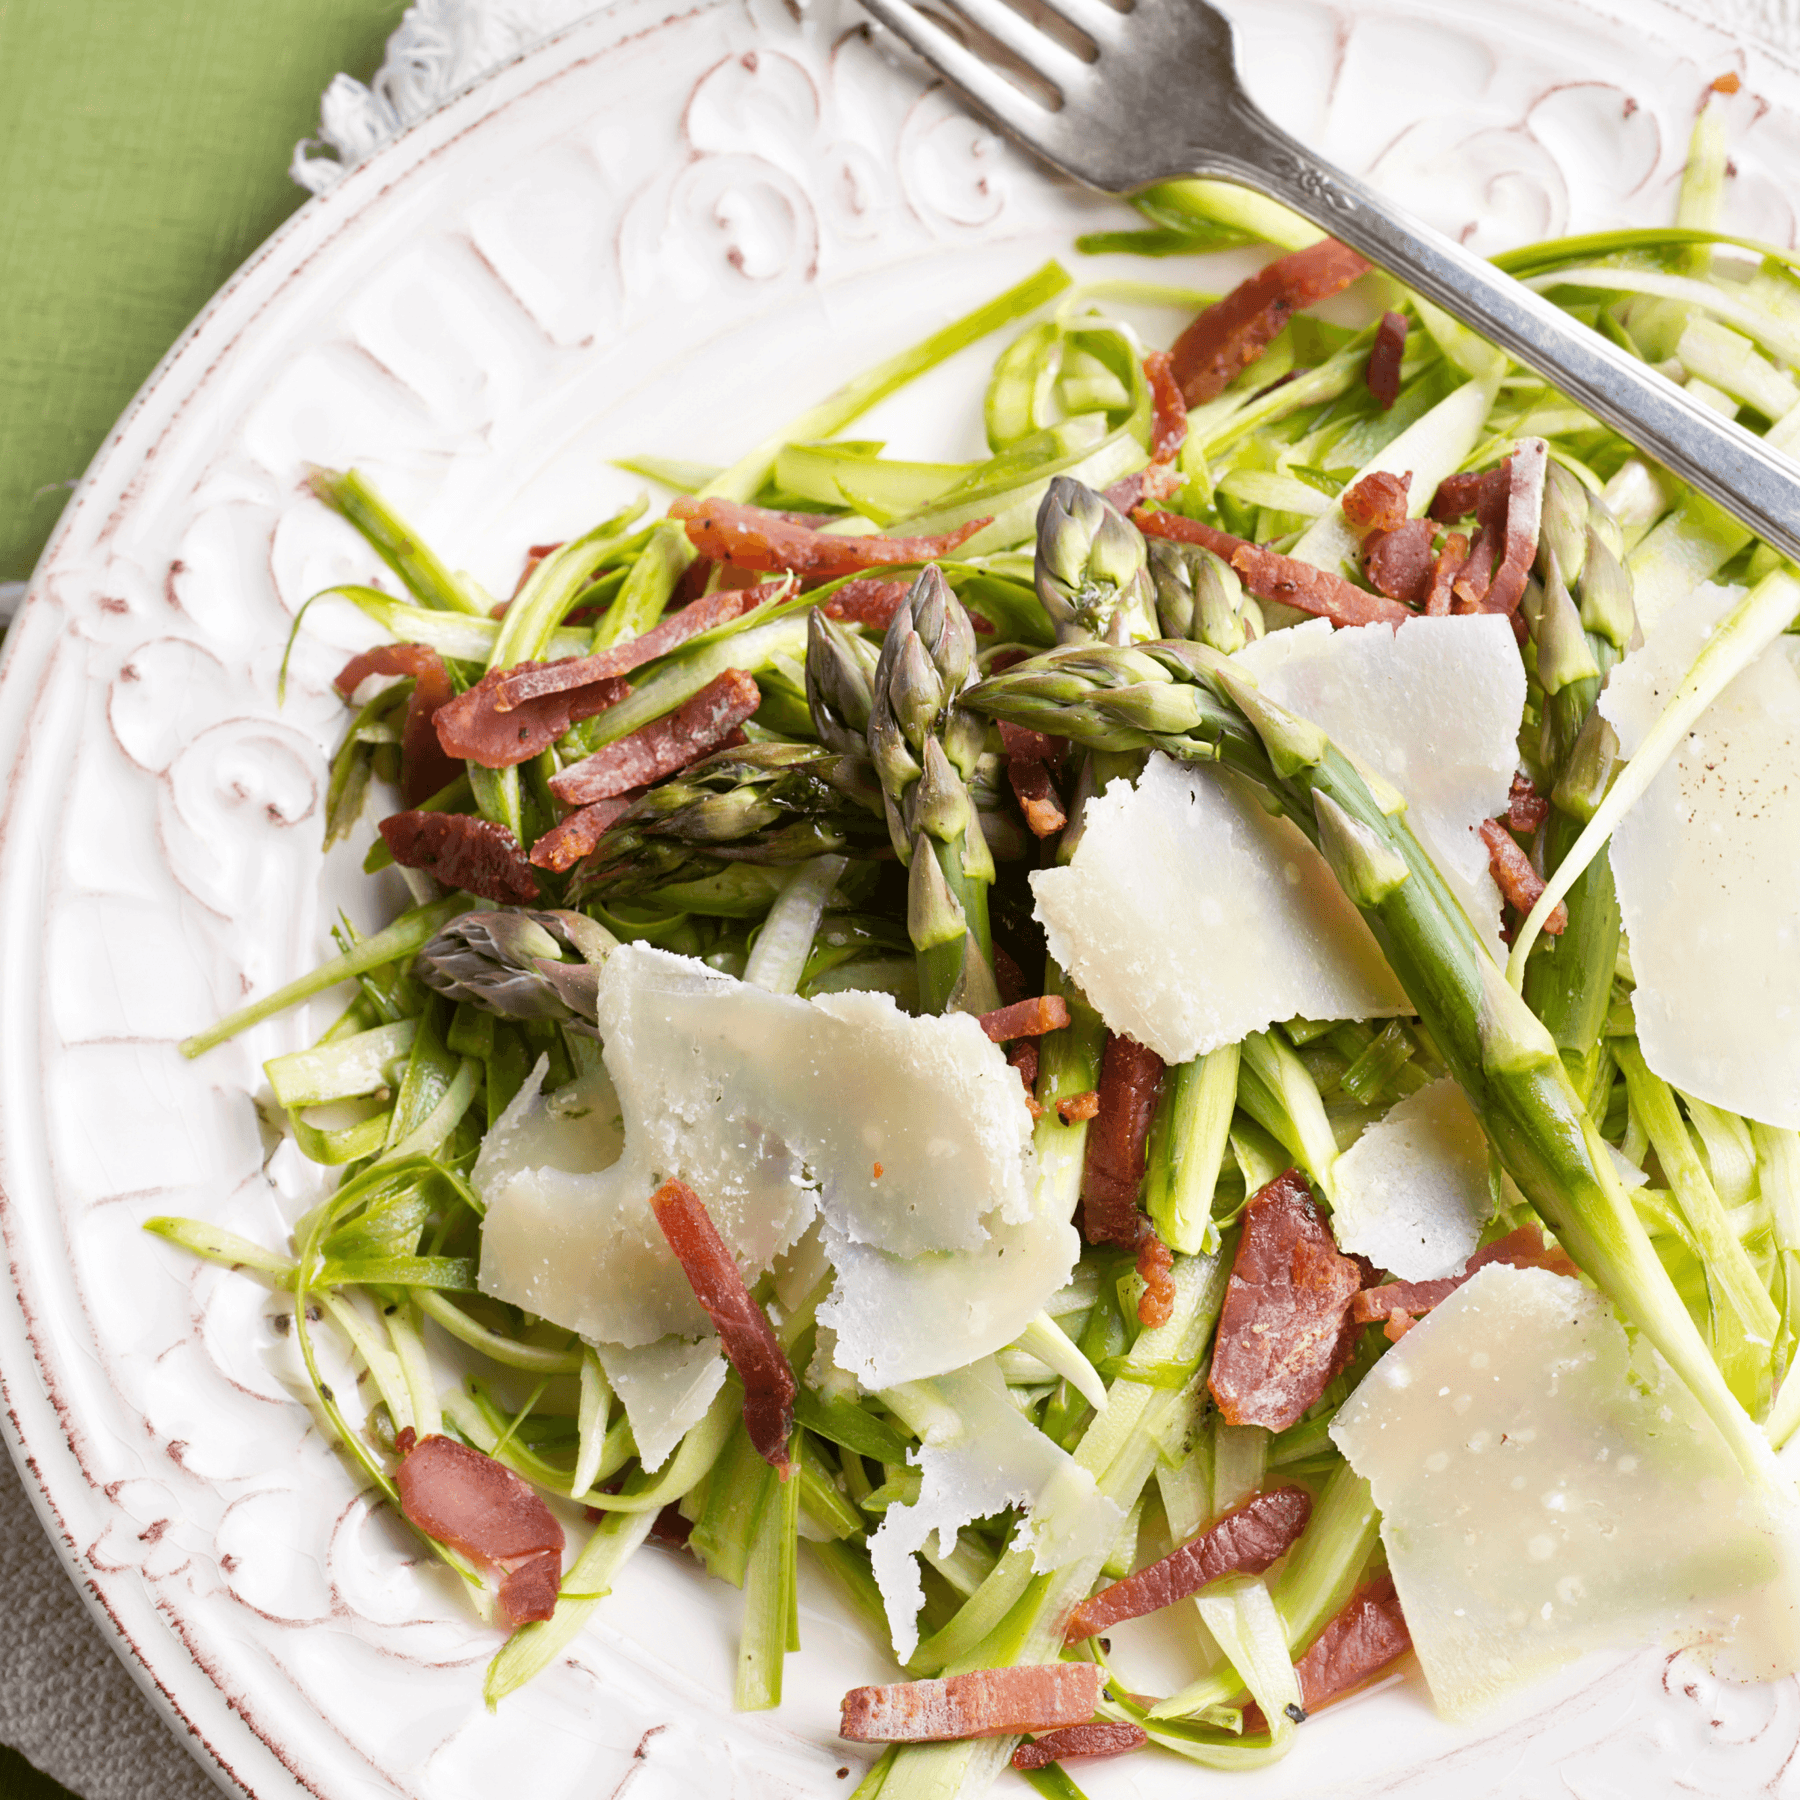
(413, 908, 617, 1028)
(965, 637, 1780, 1484)
(1147, 537, 1263, 653)
(306, 465, 490, 615)
(1034, 476, 1158, 646)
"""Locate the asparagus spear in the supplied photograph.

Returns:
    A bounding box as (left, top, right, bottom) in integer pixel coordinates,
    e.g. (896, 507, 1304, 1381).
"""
(964, 637, 1778, 1484)
(1035, 476, 1159, 646)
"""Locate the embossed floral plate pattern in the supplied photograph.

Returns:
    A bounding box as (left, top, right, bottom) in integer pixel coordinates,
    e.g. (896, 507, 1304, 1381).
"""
(5, 0, 1800, 1794)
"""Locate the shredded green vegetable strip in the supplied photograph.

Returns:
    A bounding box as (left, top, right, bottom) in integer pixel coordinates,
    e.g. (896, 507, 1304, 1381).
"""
(153, 92, 1800, 1800)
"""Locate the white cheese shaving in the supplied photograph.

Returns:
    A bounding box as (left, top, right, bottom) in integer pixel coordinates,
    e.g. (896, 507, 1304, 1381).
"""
(1237, 615, 1523, 957)
(1329, 1078, 1492, 1280)
(1031, 756, 1407, 1062)
(868, 1358, 1122, 1663)
(477, 945, 1040, 1361)
(1599, 581, 1800, 1126)
(1331, 1265, 1800, 1719)
(596, 1335, 727, 1473)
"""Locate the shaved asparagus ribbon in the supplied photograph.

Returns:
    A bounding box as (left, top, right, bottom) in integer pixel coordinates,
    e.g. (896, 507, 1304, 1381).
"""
(1506, 567, 1800, 987)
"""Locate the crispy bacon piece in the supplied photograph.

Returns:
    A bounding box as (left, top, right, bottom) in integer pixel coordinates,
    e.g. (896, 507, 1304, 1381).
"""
(393, 1430, 564, 1627)
(1081, 1034, 1166, 1246)
(999, 719, 1068, 838)
(648, 1178, 796, 1476)
(1133, 511, 1409, 628)
(998, 719, 1067, 773)
(1013, 1723, 1148, 1770)
(1429, 468, 1508, 524)
(1479, 818, 1567, 934)
(379, 810, 539, 904)
(435, 665, 631, 770)
(334, 643, 460, 806)
(490, 587, 776, 712)
(1507, 770, 1551, 834)
(1366, 310, 1408, 410)
(1209, 1170, 1365, 1431)
(527, 792, 640, 873)
(1483, 438, 1548, 618)
(1422, 530, 1467, 617)
(669, 495, 989, 577)
(1145, 349, 1190, 464)
(1008, 1040, 1044, 1119)
(821, 577, 913, 632)
(1064, 1487, 1313, 1642)
(979, 996, 1073, 1043)
(1058, 1091, 1100, 1124)
(1135, 1218, 1175, 1328)
(648, 1502, 694, 1549)
(550, 670, 760, 806)
(1340, 470, 1411, 538)
(1169, 240, 1372, 405)
(1243, 1573, 1411, 1730)
(1362, 519, 1436, 608)
(1103, 462, 1182, 515)
(839, 1665, 1105, 1743)
(1352, 1224, 1581, 1328)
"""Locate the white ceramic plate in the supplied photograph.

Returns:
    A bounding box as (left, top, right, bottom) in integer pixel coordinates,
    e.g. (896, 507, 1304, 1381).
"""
(7, 1, 1800, 1794)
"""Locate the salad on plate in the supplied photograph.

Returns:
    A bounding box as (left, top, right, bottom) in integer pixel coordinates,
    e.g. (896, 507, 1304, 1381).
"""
(163, 76, 1800, 1797)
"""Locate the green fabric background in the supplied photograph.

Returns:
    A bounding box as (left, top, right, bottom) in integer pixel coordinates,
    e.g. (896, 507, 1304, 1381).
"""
(0, 0, 410, 582)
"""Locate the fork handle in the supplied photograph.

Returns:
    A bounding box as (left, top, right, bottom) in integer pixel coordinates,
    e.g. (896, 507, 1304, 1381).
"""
(1210, 102, 1800, 566)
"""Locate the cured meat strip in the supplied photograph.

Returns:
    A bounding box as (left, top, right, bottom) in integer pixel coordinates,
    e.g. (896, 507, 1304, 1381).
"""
(669, 495, 989, 577)
(1081, 1033, 1166, 1247)
(979, 996, 1073, 1042)
(436, 664, 631, 770)
(1008, 1040, 1044, 1119)
(1340, 470, 1411, 538)
(1482, 438, 1549, 618)
(648, 1178, 796, 1476)
(527, 791, 641, 873)
(550, 669, 760, 806)
(1479, 818, 1568, 934)
(1058, 1091, 1100, 1124)
(821, 577, 912, 632)
(1506, 770, 1550, 834)
(379, 811, 539, 905)
(1102, 461, 1181, 516)
(1243, 1573, 1411, 1729)
(1169, 240, 1371, 405)
(1422, 531, 1467, 617)
(1362, 519, 1435, 608)
(839, 1664, 1105, 1743)
(1144, 348, 1190, 464)
(1352, 1225, 1581, 1328)
(1134, 511, 1409, 629)
(1012, 1722, 1148, 1770)
(1064, 1487, 1313, 1642)
(1135, 1218, 1175, 1328)
(393, 1429, 564, 1627)
(999, 718, 1068, 838)
(1365, 310, 1408, 410)
(491, 585, 777, 710)
(1429, 467, 1508, 524)
(334, 642, 460, 806)
(1209, 1169, 1365, 1431)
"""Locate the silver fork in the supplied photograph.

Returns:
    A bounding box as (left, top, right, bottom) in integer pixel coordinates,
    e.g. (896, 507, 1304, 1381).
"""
(858, 0, 1800, 560)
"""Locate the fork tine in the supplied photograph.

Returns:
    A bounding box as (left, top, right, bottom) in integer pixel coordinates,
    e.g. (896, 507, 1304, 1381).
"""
(860, 0, 1058, 122)
(939, 0, 1090, 79)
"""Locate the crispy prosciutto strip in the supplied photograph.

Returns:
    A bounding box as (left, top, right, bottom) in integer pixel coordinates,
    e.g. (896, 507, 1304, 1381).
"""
(393, 1429, 564, 1627)
(999, 718, 1068, 839)
(1145, 349, 1190, 464)
(979, 995, 1073, 1042)
(334, 643, 461, 806)
(1103, 461, 1182, 516)
(1209, 1170, 1365, 1431)
(1063, 1487, 1313, 1642)
(1482, 438, 1548, 617)
(1478, 818, 1568, 934)
(1081, 1033, 1167, 1246)
(1362, 519, 1435, 608)
(1008, 1040, 1044, 1119)
(1366, 310, 1408, 410)
(527, 791, 641, 873)
(1134, 512, 1410, 629)
(490, 586, 778, 711)
(1428, 467, 1507, 525)
(1244, 1573, 1411, 1729)
(1169, 240, 1371, 405)
(647, 1178, 796, 1477)
(1012, 1723, 1148, 1771)
(1058, 1091, 1100, 1124)
(1506, 769, 1551, 834)
(1422, 530, 1467, 617)
(436, 665, 631, 770)
(1135, 1218, 1175, 1328)
(821, 577, 913, 632)
(379, 811, 539, 904)
(1351, 1225, 1581, 1330)
(839, 1664, 1105, 1743)
(549, 669, 760, 807)
(1340, 470, 1411, 538)
(668, 495, 989, 577)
